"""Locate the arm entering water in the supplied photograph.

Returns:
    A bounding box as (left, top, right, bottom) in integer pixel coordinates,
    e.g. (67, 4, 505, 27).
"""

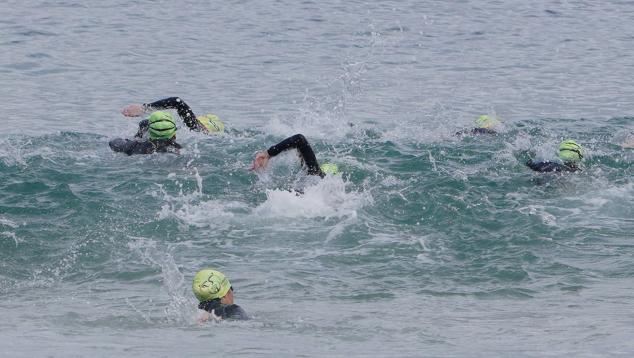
(122, 97, 202, 131)
(251, 134, 324, 177)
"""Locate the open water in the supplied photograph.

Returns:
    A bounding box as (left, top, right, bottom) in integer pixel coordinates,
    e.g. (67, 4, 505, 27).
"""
(1, 0, 633, 357)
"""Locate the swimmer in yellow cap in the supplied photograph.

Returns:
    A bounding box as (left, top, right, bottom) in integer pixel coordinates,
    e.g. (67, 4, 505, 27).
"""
(109, 111, 182, 155)
(455, 115, 501, 136)
(525, 139, 584, 173)
(121, 97, 225, 134)
(250, 134, 339, 178)
(193, 268, 248, 322)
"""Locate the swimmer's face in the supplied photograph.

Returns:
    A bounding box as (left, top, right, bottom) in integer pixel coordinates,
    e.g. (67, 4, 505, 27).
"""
(220, 287, 234, 305)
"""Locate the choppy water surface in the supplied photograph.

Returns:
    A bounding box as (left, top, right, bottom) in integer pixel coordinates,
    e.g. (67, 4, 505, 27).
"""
(1, 1, 633, 356)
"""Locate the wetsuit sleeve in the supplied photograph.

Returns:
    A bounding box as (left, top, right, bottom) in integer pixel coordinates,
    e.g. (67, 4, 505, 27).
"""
(525, 160, 576, 173)
(455, 128, 497, 136)
(144, 97, 201, 131)
(198, 301, 249, 320)
(135, 119, 149, 139)
(472, 128, 497, 135)
(266, 134, 323, 176)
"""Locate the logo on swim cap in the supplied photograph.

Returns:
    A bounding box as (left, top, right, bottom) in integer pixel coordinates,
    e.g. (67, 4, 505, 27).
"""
(558, 139, 584, 163)
(474, 115, 500, 129)
(197, 114, 225, 133)
(320, 163, 339, 175)
(192, 269, 232, 302)
(148, 111, 176, 140)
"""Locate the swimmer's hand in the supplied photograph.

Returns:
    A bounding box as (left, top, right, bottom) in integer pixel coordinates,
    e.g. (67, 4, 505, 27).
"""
(198, 309, 222, 324)
(622, 135, 634, 149)
(121, 103, 145, 117)
(250, 151, 270, 172)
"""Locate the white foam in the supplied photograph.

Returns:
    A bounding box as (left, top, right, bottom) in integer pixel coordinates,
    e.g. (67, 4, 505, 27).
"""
(517, 205, 558, 226)
(156, 168, 248, 228)
(0, 137, 31, 167)
(158, 198, 247, 228)
(127, 238, 197, 324)
(0, 216, 18, 228)
(254, 175, 371, 220)
(263, 112, 355, 141)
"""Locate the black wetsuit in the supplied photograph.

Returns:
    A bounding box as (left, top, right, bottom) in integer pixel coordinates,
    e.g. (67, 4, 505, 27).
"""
(526, 160, 580, 173)
(144, 97, 205, 132)
(109, 137, 181, 155)
(267, 134, 324, 177)
(198, 300, 249, 320)
(455, 128, 498, 136)
(109, 118, 182, 155)
(110, 97, 200, 155)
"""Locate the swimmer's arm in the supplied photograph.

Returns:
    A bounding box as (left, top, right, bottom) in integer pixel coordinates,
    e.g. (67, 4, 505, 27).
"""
(622, 135, 634, 148)
(145, 97, 200, 131)
(266, 134, 323, 176)
(121, 97, 201, 131)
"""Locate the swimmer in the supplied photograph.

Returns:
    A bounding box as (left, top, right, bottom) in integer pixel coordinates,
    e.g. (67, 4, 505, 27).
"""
(250, 134, 339, 177)
(109, 111, 182, 155)
(455, 115, 501, 136)
(193, 269, 249, 322)
(121, 97, 225, 134)
(525, 139, 584, 173)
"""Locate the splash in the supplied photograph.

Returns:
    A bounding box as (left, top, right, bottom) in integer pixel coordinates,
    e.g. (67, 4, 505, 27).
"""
(157, 167, 249, 228)
(127, 238, 197, 324)
(254, 175, 371, 219)
(0, 216, 20, 247)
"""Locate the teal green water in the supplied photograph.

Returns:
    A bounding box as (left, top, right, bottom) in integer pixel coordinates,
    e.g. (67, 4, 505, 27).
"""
(1, 117, 632, 355)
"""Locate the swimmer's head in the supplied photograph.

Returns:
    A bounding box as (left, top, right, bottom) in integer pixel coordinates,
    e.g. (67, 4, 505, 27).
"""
(558, 139, 584, 163)
(148, 111, 176, 140)
(474, 115, 500, 129)
(197, 114, 225, 133)
(192, 269, 232, 302)
(320, 163, 339, 175)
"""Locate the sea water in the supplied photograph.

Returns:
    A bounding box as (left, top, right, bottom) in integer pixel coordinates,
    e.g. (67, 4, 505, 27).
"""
(1, 1, 633, 356)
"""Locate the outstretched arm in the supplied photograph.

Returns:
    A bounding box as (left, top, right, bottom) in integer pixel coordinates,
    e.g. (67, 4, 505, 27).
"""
(122, 97, 202, 131)
(251, 134, 323, 176)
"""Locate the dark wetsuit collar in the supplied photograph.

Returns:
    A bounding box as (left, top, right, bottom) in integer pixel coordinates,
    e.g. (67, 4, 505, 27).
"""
(198, 299, 221, 312)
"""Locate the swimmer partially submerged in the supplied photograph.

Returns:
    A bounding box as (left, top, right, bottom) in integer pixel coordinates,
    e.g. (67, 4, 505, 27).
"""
(193, 269, 248, 322)
(455, 115, 501, 136)
(109, 111, 182, 155)
(250, 134, 339, 177)
(525, 139, 584, 173)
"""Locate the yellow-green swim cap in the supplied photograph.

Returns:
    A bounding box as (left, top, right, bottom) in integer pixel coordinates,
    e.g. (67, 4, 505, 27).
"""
(148, 111, 177, 140)
(197, 114, 225, 133)
(192, 269, 232, 302)
(320, 163, 339, 175)
(474, 115, 500, 129)
(558, 139, 584, 162)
